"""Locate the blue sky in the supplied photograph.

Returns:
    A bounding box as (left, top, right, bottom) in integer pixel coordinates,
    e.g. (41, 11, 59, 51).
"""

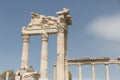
(0, 0, 120, 80)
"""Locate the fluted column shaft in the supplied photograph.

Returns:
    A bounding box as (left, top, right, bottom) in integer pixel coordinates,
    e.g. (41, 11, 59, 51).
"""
(65, 32, 69, 80)
(40, 32, 49, 80)
(79, 64, 82, 80)
(105, 64, 109, 80)
(92, 64, 96, 80)
(57, 28, 66, 80)
(21, 34, 30, 68)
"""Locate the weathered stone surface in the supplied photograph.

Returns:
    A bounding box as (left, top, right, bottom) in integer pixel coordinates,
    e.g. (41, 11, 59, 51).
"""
(21, 34, 30, 68)
(40, 32, 49, 80)
(22, 8, 72, 36)
(16, 8, 72, 80)
(15, 66, 40, 80)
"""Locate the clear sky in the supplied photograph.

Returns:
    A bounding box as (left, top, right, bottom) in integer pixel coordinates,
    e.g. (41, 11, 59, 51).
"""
(0, 0, 120, 80)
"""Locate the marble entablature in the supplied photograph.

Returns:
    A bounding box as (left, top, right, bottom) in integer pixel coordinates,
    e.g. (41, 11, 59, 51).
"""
(22, 8, 72, 32)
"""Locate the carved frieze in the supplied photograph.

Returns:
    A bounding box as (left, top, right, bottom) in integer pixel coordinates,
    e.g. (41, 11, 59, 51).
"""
(21, 8, 72, 36)
(27, 13, 59, 29)
(24, 8, 72, 30)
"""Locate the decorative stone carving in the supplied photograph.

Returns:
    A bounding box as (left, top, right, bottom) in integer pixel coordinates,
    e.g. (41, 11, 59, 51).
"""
(17, 8, 72, 80)
(22, 34, 30, 42)
(28, 13, 59, 29)
(23, 8, 72, 31)
(22, 75, 31, 80)
(22, 75, 35, 80)
(22, 74, 38, 80)
(57, 27, 65, 33)
(57, 8, 72, 25)
(15, 66, 40, 80)
(41, 32, 48, 42)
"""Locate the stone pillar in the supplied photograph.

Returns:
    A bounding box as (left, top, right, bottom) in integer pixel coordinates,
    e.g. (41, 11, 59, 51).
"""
(65, 61, 69, 80)
(65, 32, 69, 80)
(78, 64, 82, 80)
(92, 63, 96, 80)
(54, 64, 57, 80)
(21, 34, 30, 68)
(40, 32, 49, 80)
(105, 64, 109, 80)
(6, 72, 9, 80)
(57, 28, 66, 80)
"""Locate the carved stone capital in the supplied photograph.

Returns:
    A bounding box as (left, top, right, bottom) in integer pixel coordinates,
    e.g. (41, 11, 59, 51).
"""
(41, 32, 49, 42)
(22, 34, 30, 43)
(57, 8, 72, 25)
(57, 26, 68, 33)
(58, 27, 65, 33)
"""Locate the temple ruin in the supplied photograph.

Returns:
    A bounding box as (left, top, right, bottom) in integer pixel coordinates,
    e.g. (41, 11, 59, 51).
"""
(15, 8, 120, 80)
(15, 8, 72, 80)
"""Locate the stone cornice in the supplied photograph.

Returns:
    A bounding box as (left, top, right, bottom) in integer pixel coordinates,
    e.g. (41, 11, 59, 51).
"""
(68, 57, 120, 65)
(22, 8, 72, 35)
(28, 14, 59, 29)
(68, 57, 110, 63)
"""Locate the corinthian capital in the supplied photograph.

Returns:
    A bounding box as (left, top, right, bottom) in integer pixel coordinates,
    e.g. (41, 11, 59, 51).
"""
(22, 34, 30, 43)
(58, 26, 68, 33)
(41, 32, 49, 42)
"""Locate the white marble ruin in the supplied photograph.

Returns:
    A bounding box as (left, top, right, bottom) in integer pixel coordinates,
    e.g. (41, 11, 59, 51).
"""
(15, 8, 120, 80)
(15, 8, 72, 80)
(67, 57, 120, 80)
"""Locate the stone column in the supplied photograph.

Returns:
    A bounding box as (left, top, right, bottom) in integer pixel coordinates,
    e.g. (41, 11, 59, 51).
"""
(65, 61, 69, 80)
(57, 28, 66, 80)
(40, 32, 49, 80)
(78, 64, 82, 80)
(92, 63, 96, 80)
(21, 34, 30, 68)
(65, 32, 69, 80)
(6, 72, 9, 80)
(54, 64, 57, 80)
(105, 64, 109, 80)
